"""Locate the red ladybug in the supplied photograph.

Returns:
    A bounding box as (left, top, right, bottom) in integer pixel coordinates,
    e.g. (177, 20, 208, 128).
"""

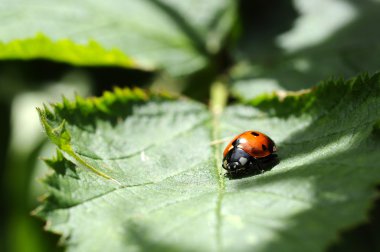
(222, 131, 277, 176)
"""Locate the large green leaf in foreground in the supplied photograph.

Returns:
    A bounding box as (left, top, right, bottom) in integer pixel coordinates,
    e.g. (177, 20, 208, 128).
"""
(36, 74, 380, 251)
(0, 0, 236, 75)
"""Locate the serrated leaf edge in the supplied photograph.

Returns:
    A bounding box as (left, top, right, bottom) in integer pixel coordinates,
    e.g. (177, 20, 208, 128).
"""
(37, 87, 172, 185)
(244, 72, 380, 116)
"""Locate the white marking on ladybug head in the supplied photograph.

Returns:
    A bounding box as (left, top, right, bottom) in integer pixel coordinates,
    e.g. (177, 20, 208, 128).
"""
(239, 157, 248, 165)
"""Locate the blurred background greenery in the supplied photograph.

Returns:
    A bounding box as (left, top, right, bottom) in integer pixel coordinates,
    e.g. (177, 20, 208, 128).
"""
(1, 0, 380, 251)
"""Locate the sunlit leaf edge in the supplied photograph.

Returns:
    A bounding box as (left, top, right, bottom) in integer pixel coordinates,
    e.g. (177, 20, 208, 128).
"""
(236, 72, 380, 118)
(0, 33, 152, 70)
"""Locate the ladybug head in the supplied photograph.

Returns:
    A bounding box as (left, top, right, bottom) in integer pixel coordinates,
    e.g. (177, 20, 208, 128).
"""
(222, 147, 253, 171)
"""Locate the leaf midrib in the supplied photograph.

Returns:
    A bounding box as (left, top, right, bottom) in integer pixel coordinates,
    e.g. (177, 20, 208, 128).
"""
(210, 81, 228, 251)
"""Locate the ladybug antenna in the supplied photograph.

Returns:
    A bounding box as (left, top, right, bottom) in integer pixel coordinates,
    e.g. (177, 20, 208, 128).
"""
(210, 136, 234, 146)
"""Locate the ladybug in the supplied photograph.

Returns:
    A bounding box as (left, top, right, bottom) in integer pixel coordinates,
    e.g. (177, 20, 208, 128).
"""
(222, 130, 277, 176)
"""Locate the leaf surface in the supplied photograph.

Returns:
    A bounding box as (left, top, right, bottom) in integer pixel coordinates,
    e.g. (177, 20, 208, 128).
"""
(0, 0, 236, 75)
(231, 0, 380, 99)
(36, 74, 380, 252)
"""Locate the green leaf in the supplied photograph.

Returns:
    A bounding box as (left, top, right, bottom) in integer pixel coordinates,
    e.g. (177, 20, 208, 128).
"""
(231, 0, 380, 99)
(0, 34, 138, 69)
(35, 73, 380, 251)
(0, 0, 236, 75)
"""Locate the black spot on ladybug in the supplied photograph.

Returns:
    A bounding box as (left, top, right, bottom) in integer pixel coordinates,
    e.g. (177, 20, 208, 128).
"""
(231, 139, 238, 147)
(251, 132, 259, 136)
(262, 144, 267, 151)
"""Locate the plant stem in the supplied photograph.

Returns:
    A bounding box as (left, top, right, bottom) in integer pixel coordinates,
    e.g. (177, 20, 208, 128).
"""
(210, 81, 228, 116)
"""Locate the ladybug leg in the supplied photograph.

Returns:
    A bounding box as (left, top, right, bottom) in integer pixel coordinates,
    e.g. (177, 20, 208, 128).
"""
(257, 161, 265, 173)
(257, 154, 279, 172)
(225, 168, 243, 178)
(228, 169, 240, 176)
(249, 158, 263, 173)
(223, 171, 232, 178)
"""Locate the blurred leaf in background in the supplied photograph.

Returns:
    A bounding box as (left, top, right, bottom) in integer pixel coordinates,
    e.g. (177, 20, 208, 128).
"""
(0, 0, 236, 76)
(231, 0, 380, 100)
